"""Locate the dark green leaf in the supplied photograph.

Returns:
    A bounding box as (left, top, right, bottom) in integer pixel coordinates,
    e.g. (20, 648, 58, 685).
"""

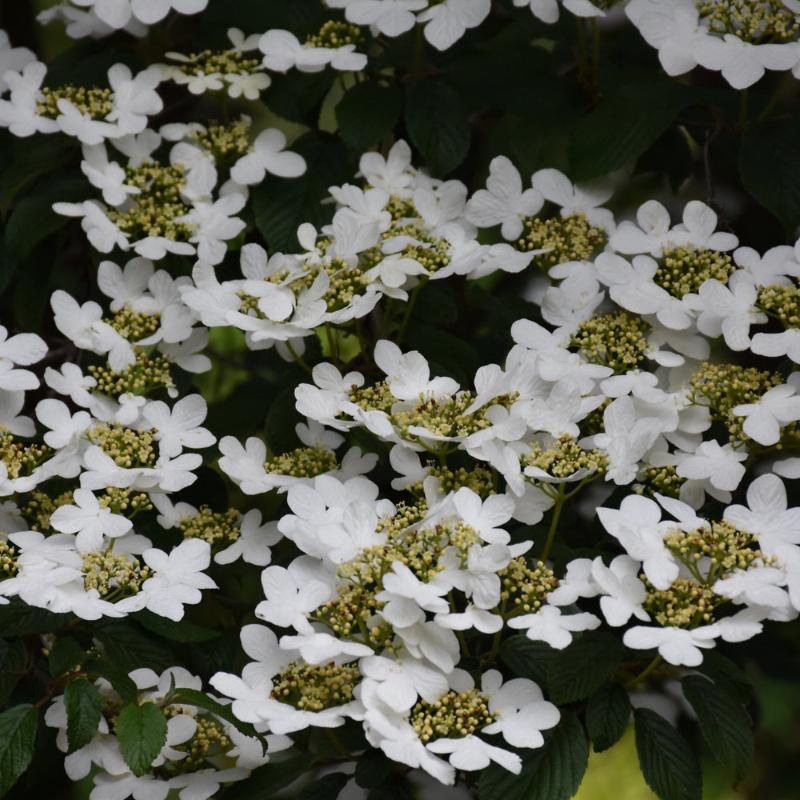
(696, 650, 753, 704)
(225, 755, 314, 800)
(478, 713, 588, 800)
(404, 80, 470, 177)
(0, 640, 29, 706)
(681, 674, 753, 783)
(116, 703, 168, 776)
(634, 708, 702, 800)
(0, 137, 75, 213)
(84, 658, 137, 703)
(569, 82, 692, 181)
(585, 682, 630, 752)
(48, 637, 88, 677)
(253, 132, 356, 251)
(368, 776, 416, 800)
(355, 749, 393, 788)
(264, 381, 303, 454)
(0, 601, 71, 637)
(94, 621, 174, 673)
(740, 116, 800, 232)
(547, 631, 624, 705)
(0, 704, 38, 798)
(134, 611, 220, 644)
(64, 679, 102, 754)
(299, 772, 351, 800)
(336, 80, 402, 152)
(499, 635, 555, 687)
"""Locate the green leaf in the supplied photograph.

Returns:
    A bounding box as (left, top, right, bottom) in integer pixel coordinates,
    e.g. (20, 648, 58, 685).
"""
(0, 704, 38, 798)
(740, 116, 800, 232)
(64, 679, 102, 754)
(48, 637, 88, 677)
(0, 640, 29, 706)
(0, 137, 75, 213)
(499, 635, 554, 687)
(264, 381, 303, 455)
(585, 682, 630, 752)
(681, 674, 753, 783)
(696, 650, 753, 704)
(253, 132, 356, 252)
(355, 749, 393, 788)
(115, 703, 168, 776)
(0, 601, 71, 637)
(225, 754, 315, 800)
(134, 611, 220, 644)
(478, 713, 588, 800)
(4, 177, 86, 259)
(94, 621, 175, 673)
(299, 772, 351, 800)
(84, 657, 137, 703)
(634, 708, 702, 800)
(336, 80, 403, 152)
(547, 631, 624, 704)
(368, 776, 416, 800)
(404, 80, 471, 177)
(569, 82, 692, 181)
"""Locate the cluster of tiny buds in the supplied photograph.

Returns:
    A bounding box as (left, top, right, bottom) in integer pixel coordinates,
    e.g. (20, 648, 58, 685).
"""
(758, 283, 800, 328)
(36, 85, 113, 119)
(167, 711, 232, 772)
(642, 464, 685, 498)
(82, 551, 150, 598)
(271, 661, 360, 711)
(500, 557, 559, 614)
(0, 433, 50, 479)
(697, 0, 800, 43)
(410, 689, 496, 743)
(570, 310, 650, 374)
(410, 463, 496, 498)
(0, 540, 18, 578)
(107, 161, 193, 241)
(191, 119, 251, 161)
(89, 351, 174, 397)
(88, 424, 158, 468)
(523, 434, 609, 478)
(98, 488, 152, 515)
(106, 308, 161, 342)
(314, 583, 390, 647)
(306, 20, 363, 48)
(644, 577, 719, 628)
(689, 361, 782, 443)
(174, 49, 261, 77)
(655, 246, 735, 298)
(264, 445, 339, 478)
(179, 506, 241, 547)
(517, 213, 607, 268)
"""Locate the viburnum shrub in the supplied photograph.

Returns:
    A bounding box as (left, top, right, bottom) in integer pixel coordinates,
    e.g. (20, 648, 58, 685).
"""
(2, 1, 800, 799)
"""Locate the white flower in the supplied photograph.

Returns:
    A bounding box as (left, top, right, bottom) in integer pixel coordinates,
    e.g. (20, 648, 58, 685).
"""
(0, 326, 47, 391)
(465, 156, 543, 240)
(255, 560, 335, 633)
(215, 509, 281, 567)
(452, 487, 514, 545)
(359, 654, 449, 712)
(676, 440, 746, 493)
(507, 605, 601, 649)
(327, 0, 428, 36)
(623, 624, 717, 667)
(374, 340, 459, 401)
(532, 168, 614, 230)
(695, 273, 765, 351)
(0, 30, 36, 93)
(50, 488, 132, 551)
(230, 129, 306, 185)
(733, 384, 800, 447)
(592, 555, 650, 627)
(418, 0, 492, 51)
(143, 395, 215, 459)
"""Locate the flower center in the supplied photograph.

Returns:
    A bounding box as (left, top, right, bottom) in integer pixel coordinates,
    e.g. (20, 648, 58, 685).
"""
(271, 662, 360, 711)
(757, 282, 800, 327)
(264, 445, 339, 478)
(697, 0, 800, 43)
(0, 433, 50, 480)
(88, 352, 175, 397)
(190, 119, 252, 161)
(105, 308, 162, 341)
(655, 246, 735, 297)
(88, 424, 158, 468)
(36, 85, 113, 119)
(523, 434, 609, 478)
(570, 310, 650, 373)
(500, 557, 559, 615)
(82, 551, 151, 597)
(0, 540, 19, 578)
(517, 213, 607, 268)
(179, 505, 241, 547)
(410, 689, 496, 743)
(305, 20, 363, 48)
(178, 49, 261, 76)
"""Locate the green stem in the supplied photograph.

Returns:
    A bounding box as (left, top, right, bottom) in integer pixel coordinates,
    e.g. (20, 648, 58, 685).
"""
(625, 655, 662, 689)
(286, 341, 313, 376)
(541, 485, 566, 562)
(737, 89, 749, 131)
(397, 278, 427, 344)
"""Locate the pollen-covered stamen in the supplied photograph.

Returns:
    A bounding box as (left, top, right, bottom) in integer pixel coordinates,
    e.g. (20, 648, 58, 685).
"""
(697, 0, 800, 43)
(757, 283, 800, 327)
(664, 520, 774, 577)
(88, 424, 158, 468)
(98, 488, 152, 515)
(0, 540, 19, 578)
(523, 434, 609, 478)
(348, 381, 395, 414)
(179, 505, 241, 547)
(409, 463, 496, 498)
(88, 352, 175, 398)
(36, 85, 113, 119)
(271, 662, 360, 711)
(305, 20, 363, 48)
(410, 689, 496, 743)
(570, 310, 650, 374)
(176, 49, 261, 76)
(313, 584, 392, 648)
(689, 361, 783, 443)
(167, 713, 233, 772)
(105, 308, 161, 341)
(22, 490, 74, 531)
(643, 577, 719, 628)
(190, 119, 251, 161)
(106, 161, 194, 241)
(500, 557, 559, 615)
(0, 433, 51, 480)
(264, 445, 339, 478)
(82, 551, 151, 598)
(643, 465, 685, 498)
(655, 246, 735, 298)
(517, 213, 607, 268)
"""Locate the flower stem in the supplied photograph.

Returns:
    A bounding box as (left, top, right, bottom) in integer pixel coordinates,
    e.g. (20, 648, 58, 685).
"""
(540, 484, 566, 563)
(625, 655, 662, 689)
